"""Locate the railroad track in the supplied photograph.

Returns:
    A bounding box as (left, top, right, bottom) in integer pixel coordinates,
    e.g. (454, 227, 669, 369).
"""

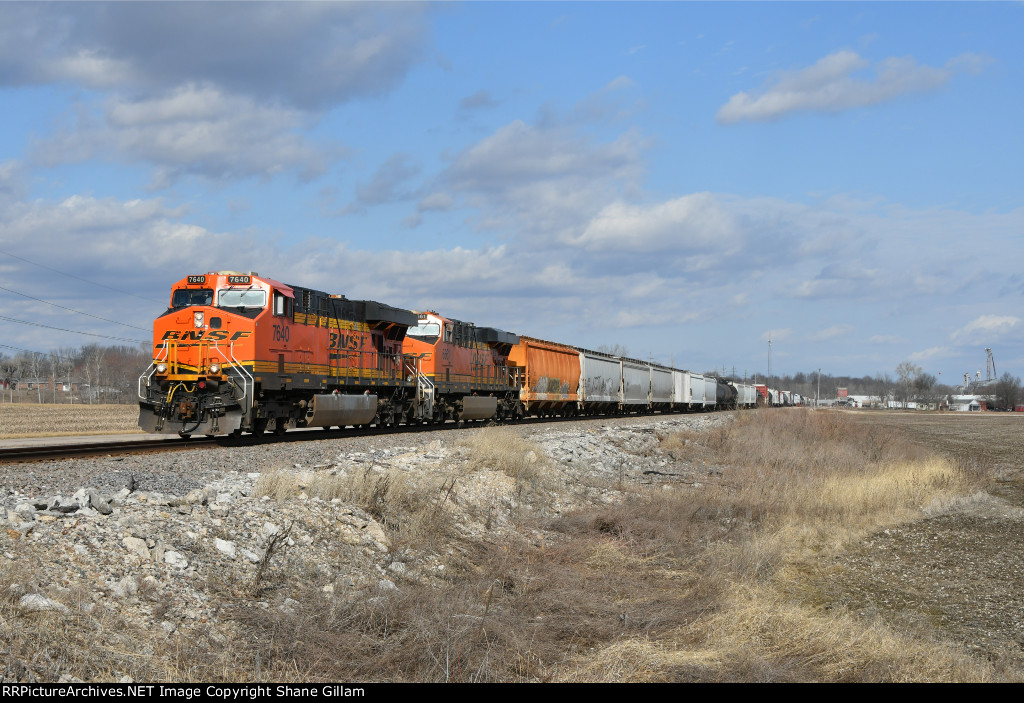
(0, 410, 701, 464)
(0, 436, 215, 463)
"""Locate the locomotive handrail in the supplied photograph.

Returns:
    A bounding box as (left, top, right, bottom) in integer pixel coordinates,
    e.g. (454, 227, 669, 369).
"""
(137, 341, 170, 400)
(403, 355, 435, 420)
(210, 341, 254, 412)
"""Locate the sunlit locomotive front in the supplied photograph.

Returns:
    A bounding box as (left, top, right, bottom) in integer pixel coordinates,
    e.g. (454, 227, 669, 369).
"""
(138, 272, 418, 437)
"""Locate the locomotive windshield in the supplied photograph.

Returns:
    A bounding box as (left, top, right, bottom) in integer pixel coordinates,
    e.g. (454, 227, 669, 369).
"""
(407, 321, 441, 344)
(218, 289, 267, 309)
(172, 288, 213, 308)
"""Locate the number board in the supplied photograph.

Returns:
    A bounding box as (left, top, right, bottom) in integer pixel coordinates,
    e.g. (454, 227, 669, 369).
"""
(187, 275, 206, 284)
(226, 275, 251, 285)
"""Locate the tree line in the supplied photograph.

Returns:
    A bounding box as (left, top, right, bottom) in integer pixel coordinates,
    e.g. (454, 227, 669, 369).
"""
(0, 343, 151, 404)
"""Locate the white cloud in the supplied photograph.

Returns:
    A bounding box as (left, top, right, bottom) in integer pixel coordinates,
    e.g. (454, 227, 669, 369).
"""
(343, 153, 421, 214)
(417, 192, 455, 212)
(571, 193, 741, 253)
(459, 90, 500, 111)
(0, 4, 430, 109)
(951, 315, 1021, 343)
(717, 50, 971, 124)
(807, 324, 855, 342)
(439, 118, 646, 240)
(908, 346, 950, 362)
(447, 120, 642, 191)
(33, 84, 337, 185)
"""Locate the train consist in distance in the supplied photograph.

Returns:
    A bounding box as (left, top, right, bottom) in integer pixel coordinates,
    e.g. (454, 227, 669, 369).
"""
(138, 272, 801, 437)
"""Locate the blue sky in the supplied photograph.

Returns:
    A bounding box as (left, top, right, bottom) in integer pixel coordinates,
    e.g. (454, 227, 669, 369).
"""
(1, 1, 1021, 382)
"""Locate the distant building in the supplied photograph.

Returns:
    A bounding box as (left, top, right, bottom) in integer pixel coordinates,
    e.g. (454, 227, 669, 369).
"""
(948, 395, 987, 412)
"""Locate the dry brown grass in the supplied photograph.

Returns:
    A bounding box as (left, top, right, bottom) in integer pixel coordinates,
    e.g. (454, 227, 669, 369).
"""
(255, 466, 459, 551)
(546, 409, 993, 681)
(0, 403, 141, 438)
(459, 426, 547, 483)
(225, 410, 996, 682)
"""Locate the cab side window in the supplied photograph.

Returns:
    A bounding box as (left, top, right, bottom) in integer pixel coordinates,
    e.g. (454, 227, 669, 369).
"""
(273, 291, 292, 317)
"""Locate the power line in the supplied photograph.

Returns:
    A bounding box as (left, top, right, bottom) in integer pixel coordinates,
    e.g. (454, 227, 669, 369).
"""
(0, 248, 166, 304)
(0, 343, 50, 357)
(0, 315, 147, 344)
(0, 283, 150, 332)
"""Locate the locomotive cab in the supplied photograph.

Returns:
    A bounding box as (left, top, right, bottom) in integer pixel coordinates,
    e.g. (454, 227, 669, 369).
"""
(403, 311, 522, 422)
(139, 272, 285, 436)
(140, 272, 420, 437)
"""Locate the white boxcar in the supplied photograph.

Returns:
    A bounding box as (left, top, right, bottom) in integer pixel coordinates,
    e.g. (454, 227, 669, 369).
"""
(672, 369, 690, 407)
(578, 351, 621, 406)
(651, 365, 673, 407)
(621, 360, 650, 406)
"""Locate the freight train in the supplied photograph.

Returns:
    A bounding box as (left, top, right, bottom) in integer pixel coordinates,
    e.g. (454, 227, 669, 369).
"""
(137, 272, 796, 437)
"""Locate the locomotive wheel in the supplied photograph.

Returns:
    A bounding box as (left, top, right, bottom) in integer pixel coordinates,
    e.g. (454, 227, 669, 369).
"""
(252, 417, 269, 435)
(274, 420, 288, 436)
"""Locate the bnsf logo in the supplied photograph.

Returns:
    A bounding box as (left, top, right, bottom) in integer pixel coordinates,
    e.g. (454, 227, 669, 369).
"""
(330, 332, 362, 351)
(161, 331, 252, 341)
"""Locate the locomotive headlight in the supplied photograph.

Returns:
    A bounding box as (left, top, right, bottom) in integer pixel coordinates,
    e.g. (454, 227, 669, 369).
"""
(194, 311, 204, 328)
(209, 363, 221, 374)
(156, 363, 168, 374)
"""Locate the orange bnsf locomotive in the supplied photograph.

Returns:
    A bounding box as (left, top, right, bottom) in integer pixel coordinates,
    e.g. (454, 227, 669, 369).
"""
(138, 272, 520, 437)
(139, 271, 781, 437)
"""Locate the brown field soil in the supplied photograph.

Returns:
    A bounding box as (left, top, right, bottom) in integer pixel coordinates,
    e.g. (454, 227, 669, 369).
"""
(0, 404, 142, 438)
(819, 410, 1024, 674)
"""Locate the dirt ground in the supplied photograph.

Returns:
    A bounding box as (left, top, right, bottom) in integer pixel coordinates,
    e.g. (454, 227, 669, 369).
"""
(821, 411, 1024, 674)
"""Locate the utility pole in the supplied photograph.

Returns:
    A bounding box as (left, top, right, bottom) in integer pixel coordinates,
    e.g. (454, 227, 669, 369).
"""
(767, 331, 772, 380)
(817, 368, 821, 408)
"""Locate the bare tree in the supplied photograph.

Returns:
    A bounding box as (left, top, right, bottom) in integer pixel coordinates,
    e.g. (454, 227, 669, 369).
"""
(80, 344, 107, 404)
(912, 372, 937, 405)
(0, 353, 17, 403)
(48, 351, 60, 403)
(994, 372, 1021, 410)
(58, 347, 76, 404)
(874, 372, 895, 408)
(895, 361, 922, 408)
(26, 352, 44, 403)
